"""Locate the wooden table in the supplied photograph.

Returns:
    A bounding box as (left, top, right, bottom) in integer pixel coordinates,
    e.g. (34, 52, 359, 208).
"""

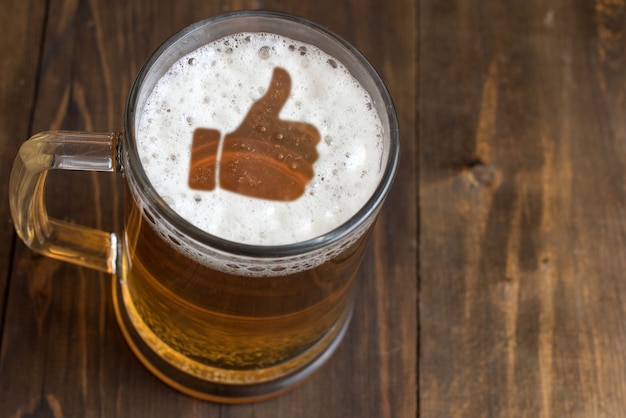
(3, 0, 625, 417)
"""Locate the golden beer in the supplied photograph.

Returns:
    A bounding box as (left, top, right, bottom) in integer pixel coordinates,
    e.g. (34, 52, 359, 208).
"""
(116, 188, 372, 386)
(109, 14, 398, 401)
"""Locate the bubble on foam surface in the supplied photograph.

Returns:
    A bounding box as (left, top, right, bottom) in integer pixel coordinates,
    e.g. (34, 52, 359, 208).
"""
(137, 32, 384, 247)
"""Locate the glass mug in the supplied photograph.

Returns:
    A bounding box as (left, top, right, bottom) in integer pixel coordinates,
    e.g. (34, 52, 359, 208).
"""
(9, 11, 398, 403)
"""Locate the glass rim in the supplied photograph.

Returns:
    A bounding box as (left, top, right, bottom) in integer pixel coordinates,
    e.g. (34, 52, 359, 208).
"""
(123, 10, 399, 258)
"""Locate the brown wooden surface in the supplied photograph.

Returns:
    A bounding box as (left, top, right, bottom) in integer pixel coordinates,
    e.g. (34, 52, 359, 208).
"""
(8, 0, 626, 417)
(0, 0, 416, 417)
(420, 0, 626, 416)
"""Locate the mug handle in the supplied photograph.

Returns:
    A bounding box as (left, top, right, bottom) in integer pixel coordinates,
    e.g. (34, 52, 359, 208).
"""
(9, 130, 122, 274)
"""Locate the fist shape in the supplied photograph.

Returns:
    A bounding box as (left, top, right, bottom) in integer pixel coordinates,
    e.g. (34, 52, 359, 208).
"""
(188, 67, 320, 201)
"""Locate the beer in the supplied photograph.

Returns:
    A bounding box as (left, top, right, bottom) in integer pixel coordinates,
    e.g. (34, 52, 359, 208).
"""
(121, 192, 372, 383)
(117, 28, 388, 391)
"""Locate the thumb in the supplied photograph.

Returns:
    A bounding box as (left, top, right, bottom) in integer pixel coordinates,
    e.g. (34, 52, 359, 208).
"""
(251, 67, 291, 117)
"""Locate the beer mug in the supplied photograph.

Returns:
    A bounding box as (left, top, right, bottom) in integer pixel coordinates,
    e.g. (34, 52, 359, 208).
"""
(9, 11, 398, 403)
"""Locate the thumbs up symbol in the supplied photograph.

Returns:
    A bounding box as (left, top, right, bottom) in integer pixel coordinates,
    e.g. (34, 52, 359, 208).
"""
(188, 67, 321, 201)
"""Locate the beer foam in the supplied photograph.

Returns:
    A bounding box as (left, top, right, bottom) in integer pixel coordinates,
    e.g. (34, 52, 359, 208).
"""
(137, 32, 384, 246)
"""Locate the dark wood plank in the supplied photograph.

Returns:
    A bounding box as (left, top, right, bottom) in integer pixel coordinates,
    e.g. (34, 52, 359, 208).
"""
(420, 0, 626, 416)
(0, 0, 46, 335)
(0, 0, 169, 415)
(0, 0, 417, 417)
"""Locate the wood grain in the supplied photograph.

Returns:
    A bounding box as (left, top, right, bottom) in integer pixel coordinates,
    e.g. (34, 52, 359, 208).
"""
(420, 0, 626, 416)
(0, 0, 46, 336)
(0, 0, 417, 417)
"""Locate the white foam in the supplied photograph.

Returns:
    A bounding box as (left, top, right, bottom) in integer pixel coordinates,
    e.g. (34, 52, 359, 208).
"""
(137, 32, 384, 246)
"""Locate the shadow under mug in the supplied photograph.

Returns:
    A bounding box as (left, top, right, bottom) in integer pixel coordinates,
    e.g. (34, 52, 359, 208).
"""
(9, 11, 399, 403)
